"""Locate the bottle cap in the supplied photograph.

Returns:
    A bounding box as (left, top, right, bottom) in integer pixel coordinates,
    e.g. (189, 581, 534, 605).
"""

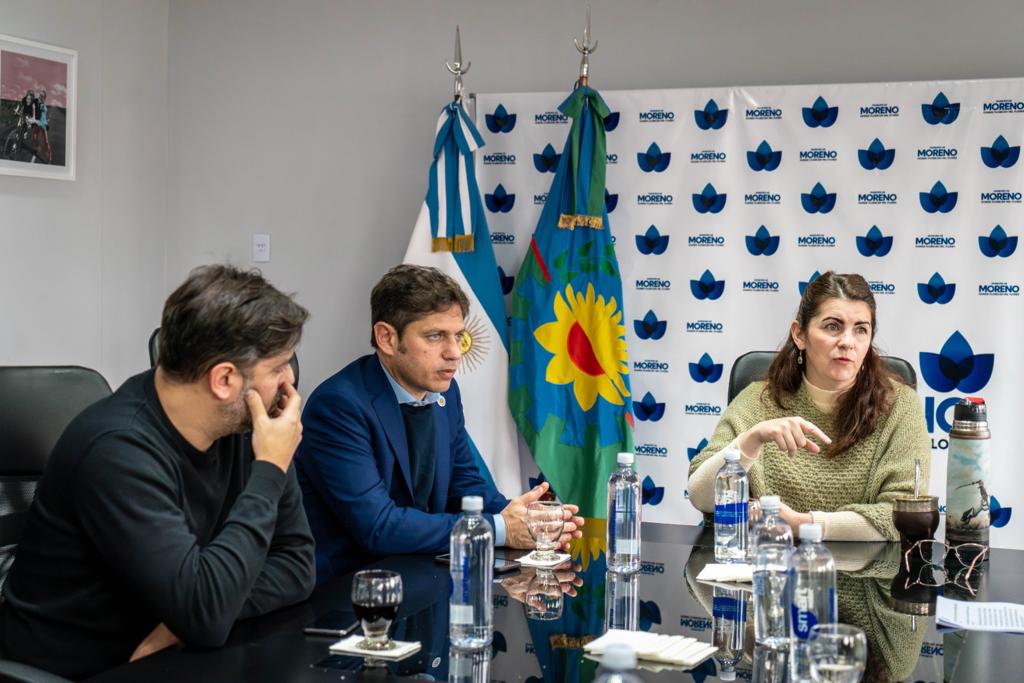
(617, 452, 635, 466)
(954, 397, 987, 422)
(461, 495, 483, 512)
(601, 642, 636, 671)
(799, 523, 822, 542)
(759, 495, 781, 511)
(722, 447, 741, 462)
(719, 672, 736, 682)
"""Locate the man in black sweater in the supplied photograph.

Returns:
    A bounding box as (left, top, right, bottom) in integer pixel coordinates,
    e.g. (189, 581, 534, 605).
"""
(0, 265, 316, 679)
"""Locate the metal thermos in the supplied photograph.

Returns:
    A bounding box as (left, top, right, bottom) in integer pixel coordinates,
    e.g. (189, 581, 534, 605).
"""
(945, 397, 991, 546)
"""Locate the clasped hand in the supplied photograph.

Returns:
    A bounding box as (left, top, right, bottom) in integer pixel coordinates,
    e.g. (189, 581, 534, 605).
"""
(500, 482, 585, 550)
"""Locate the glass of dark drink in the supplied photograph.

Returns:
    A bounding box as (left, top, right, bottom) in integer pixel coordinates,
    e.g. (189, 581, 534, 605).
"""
(351, 569, 403, 650)
(892, 495, 940, 549)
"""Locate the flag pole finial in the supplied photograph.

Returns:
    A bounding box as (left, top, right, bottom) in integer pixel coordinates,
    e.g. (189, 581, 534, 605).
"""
(445, 25, 471, 102)
(573, 7, 598, 87)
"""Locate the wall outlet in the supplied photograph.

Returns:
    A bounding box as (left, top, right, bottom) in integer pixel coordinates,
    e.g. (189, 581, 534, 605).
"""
(252, 233, 270, 262)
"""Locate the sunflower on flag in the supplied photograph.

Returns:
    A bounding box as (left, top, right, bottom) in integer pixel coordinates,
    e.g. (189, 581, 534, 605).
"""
(508, 84, 633, 521)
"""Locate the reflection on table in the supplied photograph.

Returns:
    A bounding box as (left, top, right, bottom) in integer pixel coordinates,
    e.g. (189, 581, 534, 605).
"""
(86, 523, 1024, 683)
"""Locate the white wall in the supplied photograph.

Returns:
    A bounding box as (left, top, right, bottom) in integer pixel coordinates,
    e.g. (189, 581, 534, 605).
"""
(164, 0, 1024, 391)
(0, 0, 168, 388)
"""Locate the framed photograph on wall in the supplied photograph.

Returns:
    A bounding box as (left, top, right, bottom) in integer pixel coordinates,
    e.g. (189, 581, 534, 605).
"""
(0, 34, 77, 180)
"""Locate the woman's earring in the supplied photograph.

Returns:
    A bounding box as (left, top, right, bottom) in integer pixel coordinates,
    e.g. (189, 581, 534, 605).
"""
(797, 349, 804, 365)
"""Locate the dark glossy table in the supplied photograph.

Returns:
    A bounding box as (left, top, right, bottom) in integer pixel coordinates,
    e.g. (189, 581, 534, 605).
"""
(87, 524, 1024, 682)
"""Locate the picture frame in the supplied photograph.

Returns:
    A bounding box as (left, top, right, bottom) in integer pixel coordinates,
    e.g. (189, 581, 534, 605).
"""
(0, 34, 77, 180)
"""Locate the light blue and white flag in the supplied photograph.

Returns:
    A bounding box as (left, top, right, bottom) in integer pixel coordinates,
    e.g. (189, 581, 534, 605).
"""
(403, 101, 521, 494)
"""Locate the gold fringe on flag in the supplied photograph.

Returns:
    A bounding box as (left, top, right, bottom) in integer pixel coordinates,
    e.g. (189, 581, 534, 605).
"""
(557, 213, 604, 229)
(431, 234, 475, 253)
(549, 634, 597, 650)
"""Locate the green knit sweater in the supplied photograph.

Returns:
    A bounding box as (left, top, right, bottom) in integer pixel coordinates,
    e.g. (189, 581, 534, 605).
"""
(688, 380, 931, 541)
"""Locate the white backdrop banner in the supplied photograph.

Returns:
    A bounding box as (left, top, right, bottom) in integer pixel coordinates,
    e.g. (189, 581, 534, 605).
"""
(474, 78, 1022, 550)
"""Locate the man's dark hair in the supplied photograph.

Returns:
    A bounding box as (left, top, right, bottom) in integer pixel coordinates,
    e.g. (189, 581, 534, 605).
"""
(159, 264, 309, 382)
(370, 265, 469, 347)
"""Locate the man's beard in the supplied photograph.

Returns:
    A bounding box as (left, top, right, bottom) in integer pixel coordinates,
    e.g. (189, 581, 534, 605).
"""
(222, 376, 287, 434)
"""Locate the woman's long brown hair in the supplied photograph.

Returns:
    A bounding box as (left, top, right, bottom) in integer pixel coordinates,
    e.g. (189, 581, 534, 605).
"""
(763, 272, 900, 456)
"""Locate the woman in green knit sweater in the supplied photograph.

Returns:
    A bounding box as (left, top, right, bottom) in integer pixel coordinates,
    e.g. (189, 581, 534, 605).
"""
(687, 272, 930, 541)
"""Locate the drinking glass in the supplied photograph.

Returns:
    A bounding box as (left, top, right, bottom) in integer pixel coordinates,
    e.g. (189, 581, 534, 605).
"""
(526, 501, 564, 562)
(351, 569, 403, 650)
(808, 623, 867, 683)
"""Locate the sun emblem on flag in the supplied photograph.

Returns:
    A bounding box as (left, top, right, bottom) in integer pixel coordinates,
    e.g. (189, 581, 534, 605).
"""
(534, 283, 629, 410)
(456, 314, 490, 373)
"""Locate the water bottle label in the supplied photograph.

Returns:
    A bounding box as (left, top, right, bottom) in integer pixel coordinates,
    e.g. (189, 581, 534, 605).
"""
(791, 605, 818, 639)
(613, 539, 640, 555)
(715, 502, 748, 525)
(712, 596, 746, 621)
(450, 604, 474, 625)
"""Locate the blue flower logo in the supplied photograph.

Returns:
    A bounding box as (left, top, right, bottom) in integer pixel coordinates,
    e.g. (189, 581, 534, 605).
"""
(692, 183, 727, 214)
(991, 495, 1013, 528)
(858, 138, 895, 170)
(799, 270, 822, 296)
(694, 99, 728, 130)
(919, 180, 957, 213)
(633, 392, 666, 422)
(641, 476, 664, 506)
(485, 104, 516, 134)
(746, 140, 782, 171)
(637, 142, 671, 172)
(497, 266, 514, 295)
(634, 310, 667, 340)
(979, 225, 1018, 258)
(533, 143, 561, 173)
(802, 96, 839, 128)
(688, 353, 723, 383)
(919, 331, 994, 393)
(745, 225, 780, 256)
(917, 272, 955, 304)
(636, 225, 669, 255)
(856, 225, 893, 257)
(687, 438, 709, 462)
(980, 135, 1020, 169)
(922, 91, 960, 125)
(484, 183, 515, 213)
(604, 111, 620, 132)
(800, 182, 837, 214)
(605, 188, 618, 213)
(639, 600, 662, 631)
(690, 269, 725, 300)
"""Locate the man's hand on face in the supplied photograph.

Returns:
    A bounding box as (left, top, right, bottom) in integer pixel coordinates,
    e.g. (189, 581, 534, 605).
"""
(246, 382, 302, 474)
(500, 483, 586, 551)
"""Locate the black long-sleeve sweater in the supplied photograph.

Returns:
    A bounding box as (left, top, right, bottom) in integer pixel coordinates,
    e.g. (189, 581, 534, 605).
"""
(0, 370, 315, 679)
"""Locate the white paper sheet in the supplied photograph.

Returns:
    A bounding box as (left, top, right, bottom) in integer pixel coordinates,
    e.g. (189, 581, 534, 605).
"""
(936, 596, 1024, 634)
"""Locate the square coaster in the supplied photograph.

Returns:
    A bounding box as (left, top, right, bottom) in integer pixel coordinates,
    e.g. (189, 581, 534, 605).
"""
(517, 550, 572, 568)
(329, 635, 422, 660)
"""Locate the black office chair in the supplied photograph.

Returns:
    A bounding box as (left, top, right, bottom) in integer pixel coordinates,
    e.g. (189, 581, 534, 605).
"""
(148, 327, 300, 389)
(0, 366, 112, 589)
(727, 350, 917, 403)
(0, 659, 75, 683)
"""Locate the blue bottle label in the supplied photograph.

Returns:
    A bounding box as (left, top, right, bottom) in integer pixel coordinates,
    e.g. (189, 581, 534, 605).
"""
(715, 502, 748, 525)
(791, 605, 818, 639)
(713, 596, 746, 621)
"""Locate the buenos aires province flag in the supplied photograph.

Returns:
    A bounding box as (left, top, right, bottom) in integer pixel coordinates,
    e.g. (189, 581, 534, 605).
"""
(403, 101, 521, 494)
(509, 86, 633, 519)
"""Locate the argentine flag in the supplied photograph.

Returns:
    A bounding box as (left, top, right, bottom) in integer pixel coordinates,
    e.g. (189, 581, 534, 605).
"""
(403, 101, 522, 495)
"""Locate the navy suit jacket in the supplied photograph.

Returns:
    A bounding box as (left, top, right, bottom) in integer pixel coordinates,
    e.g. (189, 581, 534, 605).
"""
(295, 354, 509, 582)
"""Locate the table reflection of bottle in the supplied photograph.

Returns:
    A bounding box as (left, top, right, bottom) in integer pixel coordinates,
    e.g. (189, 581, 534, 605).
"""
(448, 646, 490, 683)
(604, 571, 639, 632)
(712, 585, 746, 681)
(751, 644, 788, 683)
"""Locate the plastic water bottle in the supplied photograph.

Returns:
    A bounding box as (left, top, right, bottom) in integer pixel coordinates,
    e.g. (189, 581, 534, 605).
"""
(448, 645, 490, 683)
(607, 452, 641, 573)
(712, 584, 747, 681)
(789, 523, 836, 682)
(752, 495, 793, 647)
(714, 447, 748, 563)
(604, 571, 639, 631)
(593, 643, 644, 683)
(449, 496, 493, 649)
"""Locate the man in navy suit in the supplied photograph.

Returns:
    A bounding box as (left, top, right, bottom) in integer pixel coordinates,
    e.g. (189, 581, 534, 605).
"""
(296, 265, 583, 582)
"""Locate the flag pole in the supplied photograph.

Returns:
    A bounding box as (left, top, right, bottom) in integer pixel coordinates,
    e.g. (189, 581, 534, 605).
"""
(573, 6, 598, 87)
(445, 25, 470, 103)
